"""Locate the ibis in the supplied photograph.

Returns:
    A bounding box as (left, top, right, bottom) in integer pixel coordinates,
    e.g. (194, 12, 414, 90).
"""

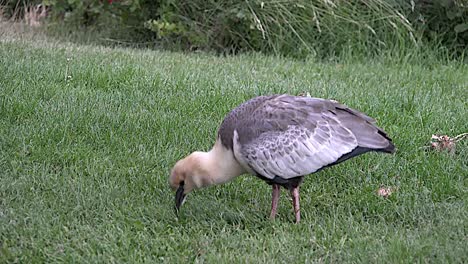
(170, 94, 395, 223)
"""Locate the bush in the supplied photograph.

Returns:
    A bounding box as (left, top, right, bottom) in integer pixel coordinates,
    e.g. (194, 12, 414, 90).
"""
(405, 0, 467, 55)
(143, 0, 417, 57)
(42, 0, 159, 46)
(39, 0, 466, 58)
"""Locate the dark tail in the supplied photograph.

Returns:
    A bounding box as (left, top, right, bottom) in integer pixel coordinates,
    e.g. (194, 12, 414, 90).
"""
(330, 140, 395, 168)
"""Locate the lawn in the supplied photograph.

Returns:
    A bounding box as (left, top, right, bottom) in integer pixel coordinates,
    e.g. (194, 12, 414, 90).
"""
(0, 35, 467, 263)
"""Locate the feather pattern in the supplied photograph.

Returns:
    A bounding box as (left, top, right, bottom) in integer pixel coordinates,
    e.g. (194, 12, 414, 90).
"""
(218, 94, 395, 182)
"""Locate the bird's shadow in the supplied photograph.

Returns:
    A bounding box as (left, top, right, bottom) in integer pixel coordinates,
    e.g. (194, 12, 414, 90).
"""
(170, 193, 298, 230)
(171, 190, 315, 232)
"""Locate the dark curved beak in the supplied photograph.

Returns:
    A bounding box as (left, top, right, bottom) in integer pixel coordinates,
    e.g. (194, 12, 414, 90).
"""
(175, 185, 186, 212)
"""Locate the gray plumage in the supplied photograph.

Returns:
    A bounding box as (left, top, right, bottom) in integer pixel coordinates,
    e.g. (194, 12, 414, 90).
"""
(170, 94, 396, 223)
(218, 94, 395, 185)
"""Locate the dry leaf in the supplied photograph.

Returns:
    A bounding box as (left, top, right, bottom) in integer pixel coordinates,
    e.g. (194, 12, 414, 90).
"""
(298, 91, 311, 97)
(377, 186, 395, 198)
(429, 133, 467, 154)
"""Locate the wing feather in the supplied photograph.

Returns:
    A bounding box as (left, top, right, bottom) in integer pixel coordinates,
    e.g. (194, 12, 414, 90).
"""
(227, 95, 394, 180)
(241, 122, 358, 179)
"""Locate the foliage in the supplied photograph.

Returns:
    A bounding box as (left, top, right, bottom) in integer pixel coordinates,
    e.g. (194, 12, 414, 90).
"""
(40, 0, 158, 45)
(406, 0, 468, 55)
(31, 0, 468, 58)
(43, 0, 107, 26)
(142, 0, 417, 57)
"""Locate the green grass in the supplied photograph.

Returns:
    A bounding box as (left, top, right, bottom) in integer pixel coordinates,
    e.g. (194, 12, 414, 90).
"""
(1, 34, 467, 263)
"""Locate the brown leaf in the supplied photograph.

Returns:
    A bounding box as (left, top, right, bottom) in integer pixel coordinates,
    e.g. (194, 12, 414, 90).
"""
(428, 133, 467, 154)
(376, 186, 395, 198)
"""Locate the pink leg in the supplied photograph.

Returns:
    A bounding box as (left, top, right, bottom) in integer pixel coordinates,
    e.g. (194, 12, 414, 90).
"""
(270, 184, 281, 219)
(290, 187, 300, 223)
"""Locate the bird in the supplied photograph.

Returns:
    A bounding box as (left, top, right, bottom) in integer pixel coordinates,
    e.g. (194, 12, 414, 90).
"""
(169, 94, 395, 223)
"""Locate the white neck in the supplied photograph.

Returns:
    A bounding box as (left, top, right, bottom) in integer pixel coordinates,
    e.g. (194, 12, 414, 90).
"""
(203, 139, 246, 185)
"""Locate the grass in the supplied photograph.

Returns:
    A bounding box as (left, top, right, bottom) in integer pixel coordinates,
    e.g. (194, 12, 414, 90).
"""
(0, 31, 467, 263)
(140, 0, 416, 58)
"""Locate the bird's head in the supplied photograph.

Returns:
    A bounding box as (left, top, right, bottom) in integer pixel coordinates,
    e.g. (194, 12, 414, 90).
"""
(169, 151, 214, 211)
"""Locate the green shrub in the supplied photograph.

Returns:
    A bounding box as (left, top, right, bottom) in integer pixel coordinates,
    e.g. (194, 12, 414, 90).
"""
(141, 0, 417, 58)
(405, 0, 467, 55)
(42, 0, 160, 46)
(39, 0, 466, 58)
(44, 0, 106, 26)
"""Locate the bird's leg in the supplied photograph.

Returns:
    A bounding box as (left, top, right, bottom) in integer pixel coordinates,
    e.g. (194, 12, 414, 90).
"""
(270, 184, 281, 219)
(290, 187, 300, 223)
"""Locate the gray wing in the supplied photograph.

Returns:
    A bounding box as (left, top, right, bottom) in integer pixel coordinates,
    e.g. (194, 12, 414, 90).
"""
(233, 95, 393, 179)
(218, 95, 279, 150)
(240, 116, 357, 179)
